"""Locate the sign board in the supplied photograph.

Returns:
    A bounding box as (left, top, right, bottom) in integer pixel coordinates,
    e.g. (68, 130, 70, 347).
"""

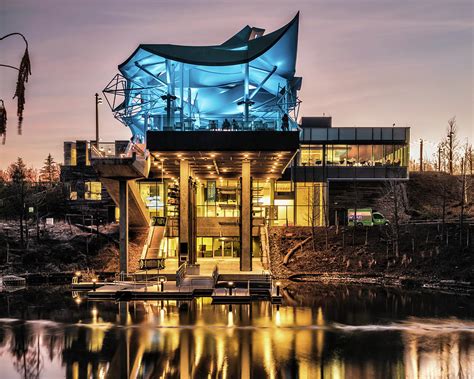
(152, 216, 167, 226)
(46, 218, 54, 225)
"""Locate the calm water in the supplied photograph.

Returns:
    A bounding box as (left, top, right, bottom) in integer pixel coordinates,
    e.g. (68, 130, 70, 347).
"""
(0, 284, 472, 379)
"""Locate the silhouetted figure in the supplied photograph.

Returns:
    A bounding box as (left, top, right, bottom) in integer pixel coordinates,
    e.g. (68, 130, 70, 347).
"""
(222, 118, 231, 130)
(281, 113, 289, 131)
(232, 119, 239, 130)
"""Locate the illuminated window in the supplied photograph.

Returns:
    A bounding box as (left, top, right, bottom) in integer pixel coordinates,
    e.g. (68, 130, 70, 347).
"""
(85, 181, 102, 200)
(69, 191, 78, 200)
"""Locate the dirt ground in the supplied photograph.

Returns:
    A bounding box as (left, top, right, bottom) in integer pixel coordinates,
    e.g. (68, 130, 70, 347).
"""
(0, 221, 147, 274)
(269, 224, 473, 283)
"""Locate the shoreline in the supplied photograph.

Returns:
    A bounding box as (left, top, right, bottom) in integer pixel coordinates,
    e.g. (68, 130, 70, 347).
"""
(1, 270, 472, 295)
(284, 272, 473, 294)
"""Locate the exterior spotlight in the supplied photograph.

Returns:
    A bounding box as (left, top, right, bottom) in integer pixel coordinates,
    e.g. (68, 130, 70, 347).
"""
(92, 277, 98, 291)
(228, 281, 234, 296)
(159, 276, 167, 292)
(275, 281, 281, 296)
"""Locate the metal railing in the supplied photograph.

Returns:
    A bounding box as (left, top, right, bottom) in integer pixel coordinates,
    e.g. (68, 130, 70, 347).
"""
(196, 204, 240, 218)
(212, 265, 219, 287)
(176, 262, 187, 287)
(149, 116, 298, 132)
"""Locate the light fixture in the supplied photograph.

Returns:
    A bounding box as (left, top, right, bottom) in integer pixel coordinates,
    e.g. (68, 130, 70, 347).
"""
(207, 165, 211, 169)
(210, 153, 216, 158)
(222, 168, 228, 172)
(244, 154, 249, 158)
(177, 154, 182, 157)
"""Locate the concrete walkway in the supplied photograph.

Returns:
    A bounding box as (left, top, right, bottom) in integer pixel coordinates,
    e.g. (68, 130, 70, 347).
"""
(134, 258, 266, 276)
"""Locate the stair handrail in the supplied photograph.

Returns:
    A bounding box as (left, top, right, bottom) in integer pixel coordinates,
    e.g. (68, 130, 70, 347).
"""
(140, 223, 154, 262)
(176, 262, 187, 287)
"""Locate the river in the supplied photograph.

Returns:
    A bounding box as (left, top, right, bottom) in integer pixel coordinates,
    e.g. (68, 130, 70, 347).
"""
(0, 283, 472, 378)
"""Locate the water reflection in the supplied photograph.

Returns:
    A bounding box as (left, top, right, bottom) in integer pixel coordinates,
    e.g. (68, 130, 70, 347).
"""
(0, 285, 472, 378)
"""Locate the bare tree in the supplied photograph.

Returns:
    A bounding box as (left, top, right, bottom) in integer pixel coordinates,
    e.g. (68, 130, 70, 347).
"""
(446, 117, 458, 175)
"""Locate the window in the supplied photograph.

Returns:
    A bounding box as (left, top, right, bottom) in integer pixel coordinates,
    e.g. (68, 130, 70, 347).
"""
(85, 181, 102, 200)
(69, 191, 78, 200)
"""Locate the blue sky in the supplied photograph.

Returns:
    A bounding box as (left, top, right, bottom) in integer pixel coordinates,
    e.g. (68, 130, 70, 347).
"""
(0, 0, 472, 168)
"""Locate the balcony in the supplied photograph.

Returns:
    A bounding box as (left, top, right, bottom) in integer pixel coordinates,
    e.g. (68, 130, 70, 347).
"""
(148, 115, 297, 132)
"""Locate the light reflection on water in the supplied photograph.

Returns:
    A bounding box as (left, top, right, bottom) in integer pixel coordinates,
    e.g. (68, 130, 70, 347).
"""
(0, 285, 472, 378)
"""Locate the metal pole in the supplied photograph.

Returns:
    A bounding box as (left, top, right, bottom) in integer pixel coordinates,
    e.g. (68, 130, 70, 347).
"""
(244, 63, 249, 127)
(95, 93, 99, 149)
(419, 139, 423, 172)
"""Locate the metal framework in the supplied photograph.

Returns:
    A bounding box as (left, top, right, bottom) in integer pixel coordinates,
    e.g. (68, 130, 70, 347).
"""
(103, 14, 302, 140)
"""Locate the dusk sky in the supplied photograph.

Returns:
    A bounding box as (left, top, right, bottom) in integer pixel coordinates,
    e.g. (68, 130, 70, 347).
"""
(0, 0, 472, 169)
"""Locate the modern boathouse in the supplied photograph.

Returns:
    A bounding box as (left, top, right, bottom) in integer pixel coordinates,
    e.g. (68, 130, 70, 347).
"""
(62, 14, 410, 275)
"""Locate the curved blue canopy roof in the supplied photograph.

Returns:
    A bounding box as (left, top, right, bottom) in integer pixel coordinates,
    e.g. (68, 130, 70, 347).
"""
(104, 14, 301, 138)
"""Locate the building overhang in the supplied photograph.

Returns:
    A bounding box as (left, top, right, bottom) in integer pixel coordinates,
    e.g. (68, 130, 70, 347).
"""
(146, 131, 299, 180)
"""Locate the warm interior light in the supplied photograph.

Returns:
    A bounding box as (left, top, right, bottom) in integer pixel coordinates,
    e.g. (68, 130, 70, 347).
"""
(210, 153, 216, 158)
(177, 154, 182, 157)
(206, 165, 211, 169)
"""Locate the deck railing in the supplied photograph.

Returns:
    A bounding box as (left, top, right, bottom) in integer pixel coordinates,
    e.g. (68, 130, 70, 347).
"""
(212, 265, 219, 287)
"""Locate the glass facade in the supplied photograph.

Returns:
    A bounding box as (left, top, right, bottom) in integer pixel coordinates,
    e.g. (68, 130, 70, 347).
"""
(295, 182, 326, 226)
(196, 179, 240, 217)
(84, 181, 102, 200)
(196, 237, 241, 258)
(138, 181, 165, 217)
(299, 144, 409, 167)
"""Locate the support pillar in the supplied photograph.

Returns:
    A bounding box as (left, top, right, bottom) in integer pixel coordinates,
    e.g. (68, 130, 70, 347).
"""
(269, 179, 275, 226)
(241, 160, 252, 271)
(119, 180, 129, 274)
(179, 160, 190, 263)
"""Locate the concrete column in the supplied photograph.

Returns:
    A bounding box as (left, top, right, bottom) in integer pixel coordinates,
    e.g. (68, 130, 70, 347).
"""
(269, 179, 275, 226)
(241, 160, 252, 271)
(179, 160, 190, 263)
(119, 180, 129, 274)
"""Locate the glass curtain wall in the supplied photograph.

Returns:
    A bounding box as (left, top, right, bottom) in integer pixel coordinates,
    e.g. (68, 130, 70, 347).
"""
(196, 179, 240, 217)
(196, 237, 241, 258)
(299, 144, 409, 167)
(138, 181, 165, 217)
(295, 182, 327, 226)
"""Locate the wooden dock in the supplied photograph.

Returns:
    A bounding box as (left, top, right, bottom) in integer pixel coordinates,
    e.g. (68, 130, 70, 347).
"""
(80, 279, 282, 303)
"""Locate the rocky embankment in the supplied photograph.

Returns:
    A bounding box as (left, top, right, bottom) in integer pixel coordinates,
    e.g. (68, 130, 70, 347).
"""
(0, 221, 146, 274)
(268, 225, 473, 291)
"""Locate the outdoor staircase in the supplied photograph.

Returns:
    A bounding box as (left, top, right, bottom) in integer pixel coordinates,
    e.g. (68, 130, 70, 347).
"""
(101, 178, 150, 227)
(139, 225, 166, 269)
